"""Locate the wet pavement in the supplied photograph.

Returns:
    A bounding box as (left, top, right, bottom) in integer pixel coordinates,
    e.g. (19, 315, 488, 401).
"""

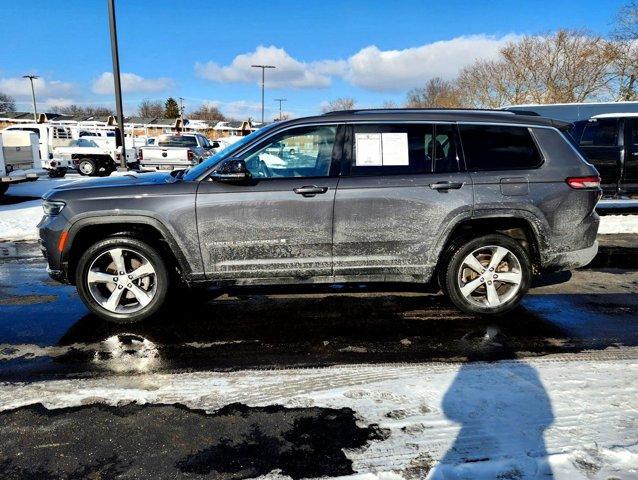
(1, 254, 637, 382)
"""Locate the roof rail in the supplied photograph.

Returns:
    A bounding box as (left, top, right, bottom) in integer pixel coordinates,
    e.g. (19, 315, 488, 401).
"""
(321, 108, 519, 116)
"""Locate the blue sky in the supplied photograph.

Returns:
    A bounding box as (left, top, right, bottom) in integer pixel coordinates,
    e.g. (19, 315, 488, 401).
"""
(0, 0, 627, 119)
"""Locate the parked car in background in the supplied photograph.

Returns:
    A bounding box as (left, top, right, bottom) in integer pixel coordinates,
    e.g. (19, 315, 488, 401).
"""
(2, 123, 73, 178)
(570, 113, 638, 196)
(0, 130, 42, 196)
(39, 109, 601, 323)
(137, 133, 218, 170)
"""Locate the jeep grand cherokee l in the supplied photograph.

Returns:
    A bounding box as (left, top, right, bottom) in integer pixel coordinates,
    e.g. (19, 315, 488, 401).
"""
(38, 109, 601, 323)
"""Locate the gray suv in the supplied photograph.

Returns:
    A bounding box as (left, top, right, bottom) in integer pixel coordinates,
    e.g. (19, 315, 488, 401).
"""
(38, 109, 601, 323)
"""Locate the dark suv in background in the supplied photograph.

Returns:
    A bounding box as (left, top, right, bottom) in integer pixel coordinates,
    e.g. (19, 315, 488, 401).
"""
(38, 109, 601, 323)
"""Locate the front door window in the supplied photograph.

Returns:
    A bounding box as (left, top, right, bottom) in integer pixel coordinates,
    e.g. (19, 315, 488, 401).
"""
(240, 126, 337, 178)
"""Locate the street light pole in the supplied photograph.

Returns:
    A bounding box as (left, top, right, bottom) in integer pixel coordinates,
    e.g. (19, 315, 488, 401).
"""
(274, 98, 287, 121)
(251, 64, 275, 124)
(22, 75, 39, 121)
(107, 0, 127, 170)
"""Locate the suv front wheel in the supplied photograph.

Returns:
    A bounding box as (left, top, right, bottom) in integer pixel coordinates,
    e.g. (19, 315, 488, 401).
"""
(76, 237, 169, 323)
(442, 234, 531, 315)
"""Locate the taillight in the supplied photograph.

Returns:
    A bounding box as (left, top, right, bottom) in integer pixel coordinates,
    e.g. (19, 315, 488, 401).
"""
(187, 150, 195, 162)
(566, 176, 601, 189)
(138, 149, 143, 160)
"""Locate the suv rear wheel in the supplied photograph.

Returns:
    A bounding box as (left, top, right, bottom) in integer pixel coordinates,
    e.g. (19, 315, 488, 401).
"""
(76, 237, 169, 323)
(442, 234, 531, 315)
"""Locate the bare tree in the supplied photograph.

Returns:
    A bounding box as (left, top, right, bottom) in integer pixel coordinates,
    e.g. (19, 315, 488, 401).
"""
(321, 97, 356, 113)
(612, 1, 638, 100)
(189, 103, 226, 122)
(137, 99, 164, 118)
(0, 92, 16, 112)
(457, 30, 620, 107)
(380, 100, 399, 108)
(50, 104, 114, 116)
(406, 77, 463, 108)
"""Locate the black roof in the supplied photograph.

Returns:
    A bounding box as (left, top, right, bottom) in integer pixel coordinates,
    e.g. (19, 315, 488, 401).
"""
(276, 108, 571, 130)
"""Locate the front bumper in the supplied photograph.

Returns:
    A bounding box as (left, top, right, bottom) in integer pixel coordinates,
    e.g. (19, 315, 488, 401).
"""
(542, 241, 599, 272)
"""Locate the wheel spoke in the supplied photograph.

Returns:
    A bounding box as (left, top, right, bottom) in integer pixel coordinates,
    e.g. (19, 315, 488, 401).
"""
(486, 282, 501, 306)
(87, 270, 115, 284)
(127, 284, 152, 308)
(496, 271, 522, 285)
(109, 248, 127, 274)
(462, 254, 485, 275)
(488, 246, 509, 271)
(103, 287, 125, 311)
(129, 262, 155, 280)
(460, 277, 483, 298)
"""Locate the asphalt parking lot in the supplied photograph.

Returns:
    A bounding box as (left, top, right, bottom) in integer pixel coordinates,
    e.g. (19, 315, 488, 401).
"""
(0, 243, 637, 479)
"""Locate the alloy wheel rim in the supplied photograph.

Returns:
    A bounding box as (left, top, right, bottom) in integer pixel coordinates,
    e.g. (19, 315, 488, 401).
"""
(457, 245, 522, 309)
(87, 248, 157, 314)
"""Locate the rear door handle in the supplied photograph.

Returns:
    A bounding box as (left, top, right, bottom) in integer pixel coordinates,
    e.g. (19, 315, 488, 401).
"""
(430, 181, 464, 190)
(293, 185, 329, 197)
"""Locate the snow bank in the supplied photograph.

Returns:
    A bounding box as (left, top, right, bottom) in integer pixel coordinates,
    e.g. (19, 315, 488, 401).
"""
(599, 215, 638, 234)
(0, 200, 42, 241)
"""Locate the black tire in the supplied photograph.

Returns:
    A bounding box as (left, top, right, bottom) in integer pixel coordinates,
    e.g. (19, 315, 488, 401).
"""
(77, 158, 97, 176)
(76, 237, 169, 323)
(96, 165, 113, 177)
(441, 234, 532, 316)
(48, 168, 67, 178)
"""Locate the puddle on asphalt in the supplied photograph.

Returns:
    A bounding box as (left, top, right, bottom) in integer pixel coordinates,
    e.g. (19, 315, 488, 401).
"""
(0, 402, 388, 479)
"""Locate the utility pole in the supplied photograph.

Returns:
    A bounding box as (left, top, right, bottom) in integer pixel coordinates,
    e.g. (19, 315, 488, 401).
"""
(22, 75, 39, 121)
(178, 97, 184, 118)
(274, 98, 287, 121)
(107, 0, 127, 170)
(251, 64, 275, 124)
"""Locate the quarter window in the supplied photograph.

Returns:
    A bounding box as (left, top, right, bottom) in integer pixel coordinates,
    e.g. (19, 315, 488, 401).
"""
(459, 125, 542, 171)
(240, 125, 337, 178)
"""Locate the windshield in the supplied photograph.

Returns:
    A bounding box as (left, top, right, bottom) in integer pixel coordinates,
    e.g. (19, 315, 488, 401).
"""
(183, 124, 279, 181)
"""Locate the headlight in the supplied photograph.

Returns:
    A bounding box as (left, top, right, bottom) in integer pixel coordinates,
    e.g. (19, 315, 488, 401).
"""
(43, 200, 66, 216)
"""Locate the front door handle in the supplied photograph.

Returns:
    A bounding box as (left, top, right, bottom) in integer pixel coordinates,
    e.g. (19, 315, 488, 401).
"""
(294, 185, 329, 197)
(430, 181, 464, 191)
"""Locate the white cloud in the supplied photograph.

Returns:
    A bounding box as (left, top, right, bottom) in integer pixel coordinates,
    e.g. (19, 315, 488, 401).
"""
(0, 76, 75, 99)
(196, 35, 519, 92)
(92, 72, 173, 95)
(195, 45, 334, 89)
(344, 35, 520, 91)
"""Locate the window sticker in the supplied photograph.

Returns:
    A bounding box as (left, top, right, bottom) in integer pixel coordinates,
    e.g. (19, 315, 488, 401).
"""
(355, 133, 382, 166)
(381, 132, 409, 166)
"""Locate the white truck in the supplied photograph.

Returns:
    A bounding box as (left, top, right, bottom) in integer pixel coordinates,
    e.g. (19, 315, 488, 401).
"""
(0, 131, 43, 197)
(2, 124, 73, 177)
(137, 133, 218, 170)
(54, 135, 138, 176)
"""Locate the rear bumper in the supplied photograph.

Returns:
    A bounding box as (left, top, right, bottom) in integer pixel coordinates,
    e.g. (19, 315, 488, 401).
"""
(541, 241, 599, 272)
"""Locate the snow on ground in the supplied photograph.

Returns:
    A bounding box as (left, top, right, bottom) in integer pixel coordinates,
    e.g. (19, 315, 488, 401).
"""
(1, 352, 636, 479)
(599, 214, 638, 234)
(0, 200, 43, 241)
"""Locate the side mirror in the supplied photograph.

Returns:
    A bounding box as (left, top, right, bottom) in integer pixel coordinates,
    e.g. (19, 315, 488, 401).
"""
(211, 158, 251, 184)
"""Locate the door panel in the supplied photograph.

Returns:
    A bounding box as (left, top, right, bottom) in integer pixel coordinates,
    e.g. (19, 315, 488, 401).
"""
(197, 178, 337, 279)
(333, 173, 472, 279)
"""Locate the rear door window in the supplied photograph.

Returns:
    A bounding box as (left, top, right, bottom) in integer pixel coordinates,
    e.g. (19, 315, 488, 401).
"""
(459, 124, 543, 171)
(580, 119, 620, 147)
(350, 124, 434, 176)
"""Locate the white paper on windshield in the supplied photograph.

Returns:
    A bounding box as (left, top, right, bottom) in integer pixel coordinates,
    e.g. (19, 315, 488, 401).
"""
(381, 132, 409, 166)
(355, 133, 382, 166)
